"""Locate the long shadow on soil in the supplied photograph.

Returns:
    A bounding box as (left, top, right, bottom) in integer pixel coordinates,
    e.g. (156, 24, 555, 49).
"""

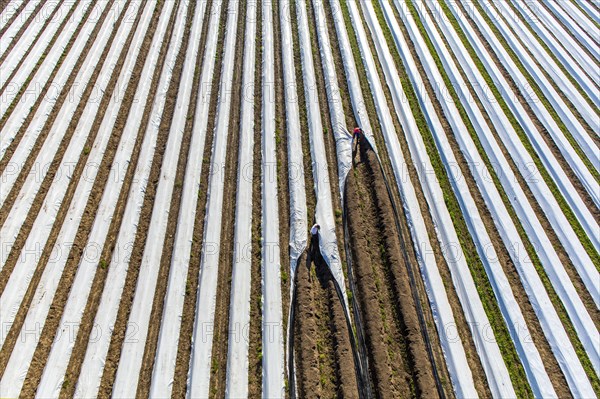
(344, 138, 442, 399)
(291, 246, 360, 399)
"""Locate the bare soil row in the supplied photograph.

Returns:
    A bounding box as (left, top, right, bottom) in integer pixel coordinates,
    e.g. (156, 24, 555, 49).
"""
(345, 140, 440, 399)
(292, 250, 359, 398)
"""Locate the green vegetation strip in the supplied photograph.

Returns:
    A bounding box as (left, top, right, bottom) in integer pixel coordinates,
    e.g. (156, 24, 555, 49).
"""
(367, 0, 533, 396)
(440, 0, 600, 267)
(472, 0, 600, 183)
(403, 0, 600, 392)
(569, 0, 600, 29)
(502, 0, 598, 110)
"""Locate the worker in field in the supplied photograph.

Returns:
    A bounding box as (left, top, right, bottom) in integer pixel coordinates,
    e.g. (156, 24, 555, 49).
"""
(352, 127, 364, 163)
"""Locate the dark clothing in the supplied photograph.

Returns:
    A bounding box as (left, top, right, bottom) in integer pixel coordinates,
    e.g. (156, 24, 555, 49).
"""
(353, 130, 363, 163)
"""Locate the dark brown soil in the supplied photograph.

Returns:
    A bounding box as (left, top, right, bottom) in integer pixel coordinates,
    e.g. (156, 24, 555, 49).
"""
(247, 1, 264, 395)
(292, 250, 359, 399)
(345, 139, 439, 399)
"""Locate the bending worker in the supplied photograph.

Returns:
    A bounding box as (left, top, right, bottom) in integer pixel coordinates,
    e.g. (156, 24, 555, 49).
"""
(310, 223, 320, 260)
(352, 127, 364, 159)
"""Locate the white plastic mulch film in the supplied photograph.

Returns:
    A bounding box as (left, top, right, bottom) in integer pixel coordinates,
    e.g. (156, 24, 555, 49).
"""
(187, 1, 240, 398)
(450, 1, 600, 209)
(414, 0, 600, 375)
(0, 0, 88, 119)
(109, 0, 193, 396)
(478, 0, 599, 165)
(376, 1, 556, 396)
(394, 0, 596, 395)
(225, 1, 258, 396)
(260, 0, 286, 396)
(74, 0, 181, 395)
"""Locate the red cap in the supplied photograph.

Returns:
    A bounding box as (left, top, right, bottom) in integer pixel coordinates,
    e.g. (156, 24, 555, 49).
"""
(353, 127, 361, 133)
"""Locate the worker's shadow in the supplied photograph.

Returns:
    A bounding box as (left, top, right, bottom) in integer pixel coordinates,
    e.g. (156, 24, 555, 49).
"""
(352, 136, 368, 166)
(306, 235, 332, 288)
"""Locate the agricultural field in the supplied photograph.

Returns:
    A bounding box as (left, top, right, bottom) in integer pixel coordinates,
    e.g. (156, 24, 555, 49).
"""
(0, 0, 598, 397)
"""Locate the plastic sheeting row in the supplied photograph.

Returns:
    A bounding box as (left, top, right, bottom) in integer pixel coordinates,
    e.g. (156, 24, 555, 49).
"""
(0, 0, 42, 64)
(225, 1, 258, 396)
(512, 0, 599, 98)
(395, 0, 596, 394)
(297, 0, 349, 309)
(356, 0, 522, 396)
(436, 0, 600, 303)
(330, 0, 480, 396)
(0, 0, 147, 396)
(72, 0, 181, 395)
(186, 1, 241, 397)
